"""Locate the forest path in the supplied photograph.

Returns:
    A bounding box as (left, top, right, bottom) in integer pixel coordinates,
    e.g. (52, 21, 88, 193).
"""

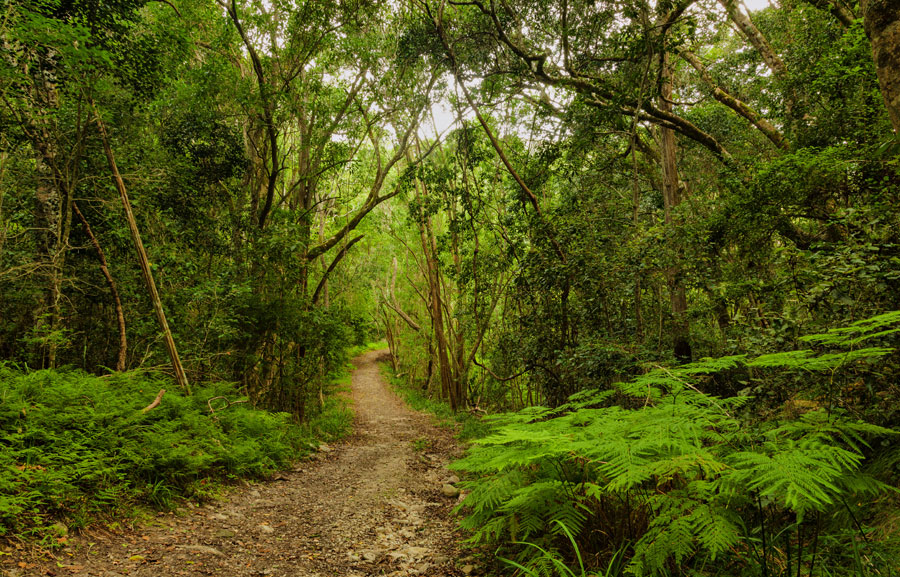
(16, 350, 470, 577)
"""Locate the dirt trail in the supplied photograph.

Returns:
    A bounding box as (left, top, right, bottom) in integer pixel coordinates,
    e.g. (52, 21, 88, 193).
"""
(8, 350, 471, 577)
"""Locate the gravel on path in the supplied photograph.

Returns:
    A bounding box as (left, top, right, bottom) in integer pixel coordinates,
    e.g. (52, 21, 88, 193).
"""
(4, 350, 472, 577)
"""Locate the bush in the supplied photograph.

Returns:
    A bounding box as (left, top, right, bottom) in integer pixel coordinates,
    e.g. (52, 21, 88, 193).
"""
(0, 366, 317, 537)
(452, 312, 900, 576)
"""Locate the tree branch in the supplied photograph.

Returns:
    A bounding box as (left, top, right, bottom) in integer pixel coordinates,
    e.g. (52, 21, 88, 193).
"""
(382, 300, 422, 332)
(141, 389, 166, 413)
(679, 48, 789, 151)
(311, 235, 364, 305)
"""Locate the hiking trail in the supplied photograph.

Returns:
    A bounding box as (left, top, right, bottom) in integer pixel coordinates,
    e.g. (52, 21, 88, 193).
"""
(9, 350, 472, 577)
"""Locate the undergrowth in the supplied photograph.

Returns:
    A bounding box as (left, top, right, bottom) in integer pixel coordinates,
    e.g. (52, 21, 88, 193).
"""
(348, 339, 389, 357)
(452, 311, 900, 577)
(0, 351, 357, 543)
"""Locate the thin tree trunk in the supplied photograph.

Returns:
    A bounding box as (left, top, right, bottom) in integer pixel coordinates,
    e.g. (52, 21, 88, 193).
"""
(33, 153, 65, 368)
(412, 176, 456, 410)
(448, 199, 467, 409)
(423, 215, 456, 410)
(382, 304, 400, 372)
(631, 141, 644, 341)
(659, 51, 692, 362)
(93, 106, 190, 392)
(0, 149, 6, 259)
(318, 206, 330, 308)
(73, 201, 127, 371)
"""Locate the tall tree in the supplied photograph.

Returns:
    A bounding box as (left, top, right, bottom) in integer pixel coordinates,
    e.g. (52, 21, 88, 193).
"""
(861, 0, 900, 131)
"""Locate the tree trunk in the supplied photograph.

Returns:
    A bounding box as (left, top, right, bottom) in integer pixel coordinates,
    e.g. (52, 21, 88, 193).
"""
(94, 107, 190, 392)
(318, 207, 330, 308)
(659, 51, 692, 362)
(423, 216, 456, 411)
(0, 150, 6, 259)
(448, 201, 467, 409)
(32, 153, 66, 368)
(413, 178, 456, 410)
(862, 0, 900, 132)
(73, 202, 127, 371)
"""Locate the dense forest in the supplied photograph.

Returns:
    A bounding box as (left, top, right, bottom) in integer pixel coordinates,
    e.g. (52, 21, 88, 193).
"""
(2, 0, 900, 574)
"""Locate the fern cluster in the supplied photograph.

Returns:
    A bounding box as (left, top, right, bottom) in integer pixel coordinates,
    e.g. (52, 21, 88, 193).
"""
(0, 365, 350, 541)
(453, 313, 900, 576)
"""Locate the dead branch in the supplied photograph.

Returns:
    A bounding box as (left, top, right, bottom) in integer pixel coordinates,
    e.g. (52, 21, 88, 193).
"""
(207, 395, 250, 419)
(141, 389, 166, 413)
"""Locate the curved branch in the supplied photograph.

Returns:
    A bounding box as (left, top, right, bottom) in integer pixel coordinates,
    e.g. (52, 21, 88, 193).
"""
(220, 0, 281, 228)
(311, 235, 364, 305)
(472, 355, 529, 382)
(441, 0, 738, 168)
(73, 201, 127, 371)
(142, 389, 166, 413)
(434, 7, 567, 262)
(382, 300, 422, 332)
(679, 48, 789, 151)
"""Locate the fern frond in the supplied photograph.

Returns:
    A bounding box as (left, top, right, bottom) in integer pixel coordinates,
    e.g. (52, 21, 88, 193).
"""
(799, 310, 900, 346)
(689, 504, 741, 559)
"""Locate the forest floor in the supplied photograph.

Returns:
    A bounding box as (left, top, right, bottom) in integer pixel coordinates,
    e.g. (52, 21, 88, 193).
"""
(3, 350, 474, 577)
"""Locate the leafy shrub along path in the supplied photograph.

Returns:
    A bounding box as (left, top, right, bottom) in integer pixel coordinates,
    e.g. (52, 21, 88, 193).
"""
(3, 350, 470, 577)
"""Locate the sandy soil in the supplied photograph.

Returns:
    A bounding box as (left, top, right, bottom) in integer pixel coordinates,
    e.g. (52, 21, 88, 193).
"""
(3, 350, 473, 577)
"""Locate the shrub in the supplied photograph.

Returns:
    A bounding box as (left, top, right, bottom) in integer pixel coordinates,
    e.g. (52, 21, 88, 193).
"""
(0, 366, 315, 537)
(452, 312, 900, 576)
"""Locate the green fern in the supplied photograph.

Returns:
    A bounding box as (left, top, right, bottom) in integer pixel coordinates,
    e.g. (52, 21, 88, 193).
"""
(452, 311, 900, 577)
(799, 310, 900, 347)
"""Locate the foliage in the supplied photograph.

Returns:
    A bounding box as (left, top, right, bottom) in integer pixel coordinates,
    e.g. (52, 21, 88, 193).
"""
(3, 0, 900, 571)
(452, 314, 900, 576)
(0, 364, 340, 539)
(500, 521, 628, 577)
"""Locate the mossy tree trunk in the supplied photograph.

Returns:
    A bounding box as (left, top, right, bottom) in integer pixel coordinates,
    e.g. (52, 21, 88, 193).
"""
(862, 0, 900, 132)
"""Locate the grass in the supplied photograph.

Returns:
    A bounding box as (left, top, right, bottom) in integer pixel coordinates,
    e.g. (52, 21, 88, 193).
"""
(306, 339, 389, 441)
(346, 339, 389, 358)
(302, 366, 355, 444)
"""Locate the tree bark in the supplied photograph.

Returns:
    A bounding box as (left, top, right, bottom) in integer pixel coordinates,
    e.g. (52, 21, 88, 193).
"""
(717, 0, 788, 79)
(423, 216, 456, 410)
(93, 106, 190, 392)
(861, 0, 900, 132)
(412, 174, 457, 410)
(32, 152, 66, 368)
(659, 51, 692, 362)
